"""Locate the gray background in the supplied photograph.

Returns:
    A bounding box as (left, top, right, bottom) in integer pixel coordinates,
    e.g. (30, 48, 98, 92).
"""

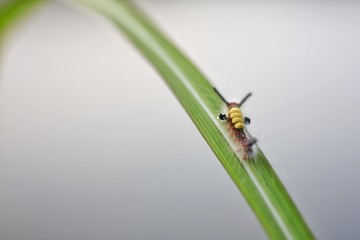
(1, 1, 360, 239)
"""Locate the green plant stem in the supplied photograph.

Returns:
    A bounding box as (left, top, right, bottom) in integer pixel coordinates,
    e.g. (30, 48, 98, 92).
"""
(79, 0, 314, 239)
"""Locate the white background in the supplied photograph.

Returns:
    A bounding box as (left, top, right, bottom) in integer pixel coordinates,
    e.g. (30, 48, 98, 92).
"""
(1, 1, 359, 239)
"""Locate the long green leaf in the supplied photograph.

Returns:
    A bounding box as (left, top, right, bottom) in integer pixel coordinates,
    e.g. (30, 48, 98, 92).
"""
(0, 0, 45, 39)
(79, 0, 314, 239)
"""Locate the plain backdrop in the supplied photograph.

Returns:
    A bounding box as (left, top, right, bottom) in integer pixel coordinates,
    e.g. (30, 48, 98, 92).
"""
(1, 1, 360, 239)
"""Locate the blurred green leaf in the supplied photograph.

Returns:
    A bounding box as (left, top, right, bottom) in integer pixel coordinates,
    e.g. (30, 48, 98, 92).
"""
(0, 0, 44, 40)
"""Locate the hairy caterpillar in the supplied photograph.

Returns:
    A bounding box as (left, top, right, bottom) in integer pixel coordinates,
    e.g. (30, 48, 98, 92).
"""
(214, 88, 257, 159)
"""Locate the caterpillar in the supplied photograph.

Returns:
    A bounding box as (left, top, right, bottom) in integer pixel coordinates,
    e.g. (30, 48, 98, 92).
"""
(214, 88, 257, 159)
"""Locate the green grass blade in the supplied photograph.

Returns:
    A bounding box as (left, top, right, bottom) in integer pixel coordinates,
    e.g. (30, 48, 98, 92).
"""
(0, 0, 45, 39)
(79, 1, 315, 239)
